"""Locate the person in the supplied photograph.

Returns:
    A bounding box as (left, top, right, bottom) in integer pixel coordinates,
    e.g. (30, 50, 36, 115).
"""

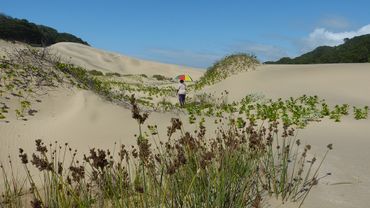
(177, 80, 186, 107)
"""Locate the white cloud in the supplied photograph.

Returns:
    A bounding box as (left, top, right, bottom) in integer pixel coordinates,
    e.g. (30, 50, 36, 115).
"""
(301, 24, 370, 52)
(320, 16, 351, 30)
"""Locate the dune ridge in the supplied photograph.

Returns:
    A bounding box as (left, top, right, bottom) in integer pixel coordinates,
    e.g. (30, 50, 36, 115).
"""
(48, 42, 204, 79)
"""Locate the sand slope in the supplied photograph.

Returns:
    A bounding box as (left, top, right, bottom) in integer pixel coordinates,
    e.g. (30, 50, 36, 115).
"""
(0, 88, 183, 164)
(48, 42, 204, 79)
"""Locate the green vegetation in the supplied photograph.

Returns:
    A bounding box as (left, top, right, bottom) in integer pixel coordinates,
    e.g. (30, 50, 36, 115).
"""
(55, 63, 177, 110)
(0, 96, 333, 207)
(183, 94, 360, 128)
(193, 53, 259, 90)
(56, 63, 112, 98)
(353, 106, 369, 120)
(266, 34, 370, 64)
(0, 14, 89, 46)
(0, 47, 67, 121)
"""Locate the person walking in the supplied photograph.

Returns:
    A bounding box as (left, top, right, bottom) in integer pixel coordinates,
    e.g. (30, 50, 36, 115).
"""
(177, 80, 186, 107)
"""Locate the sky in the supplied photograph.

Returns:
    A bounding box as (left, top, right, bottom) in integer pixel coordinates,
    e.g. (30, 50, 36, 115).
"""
(1, 0, 370, 68)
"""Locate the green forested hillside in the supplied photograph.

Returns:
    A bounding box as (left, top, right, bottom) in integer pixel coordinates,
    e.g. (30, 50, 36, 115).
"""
(0, 14, 89, 46)
(266, 34, 370, 64)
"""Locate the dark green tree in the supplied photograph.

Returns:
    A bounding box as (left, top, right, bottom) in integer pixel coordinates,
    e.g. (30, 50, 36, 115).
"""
(0, 14, 89, 46)
(266, 34, 370, 64)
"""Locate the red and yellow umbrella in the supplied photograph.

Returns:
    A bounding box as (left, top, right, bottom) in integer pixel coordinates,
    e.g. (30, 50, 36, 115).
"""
(174, 74, 193, 82)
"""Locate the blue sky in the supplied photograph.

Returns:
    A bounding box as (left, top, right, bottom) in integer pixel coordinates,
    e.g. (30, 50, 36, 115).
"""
(2, 0, 370, 68)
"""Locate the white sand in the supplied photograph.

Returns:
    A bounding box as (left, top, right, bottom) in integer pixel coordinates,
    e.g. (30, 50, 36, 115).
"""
(1, 40, 370, 207)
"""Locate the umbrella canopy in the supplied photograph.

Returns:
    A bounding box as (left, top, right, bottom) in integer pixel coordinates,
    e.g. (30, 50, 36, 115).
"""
(174, 74, 193, 82)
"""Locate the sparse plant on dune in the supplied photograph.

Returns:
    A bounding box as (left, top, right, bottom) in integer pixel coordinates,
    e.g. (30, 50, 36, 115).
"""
(320, 103, 330, 117)
(193, 53, 259, 90)
(353, 106, 369, 120)
(15, 100, 31, 120)
(0, 47, 67, 122)
(181, 94, 360, 129)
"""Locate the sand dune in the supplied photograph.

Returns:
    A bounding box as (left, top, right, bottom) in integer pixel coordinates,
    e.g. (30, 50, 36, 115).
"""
(48, 42, 204, 79)
(204, 63, 370, 106)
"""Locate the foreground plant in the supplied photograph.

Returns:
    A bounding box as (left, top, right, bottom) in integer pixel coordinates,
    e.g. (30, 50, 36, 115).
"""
(0, 96, 332, 208)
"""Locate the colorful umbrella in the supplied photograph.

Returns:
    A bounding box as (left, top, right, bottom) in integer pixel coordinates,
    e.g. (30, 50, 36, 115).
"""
(174, 74, 193, 82)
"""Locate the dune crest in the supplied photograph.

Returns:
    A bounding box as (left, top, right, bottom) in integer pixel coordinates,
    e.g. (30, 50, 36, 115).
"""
(48, 42, 204, 79)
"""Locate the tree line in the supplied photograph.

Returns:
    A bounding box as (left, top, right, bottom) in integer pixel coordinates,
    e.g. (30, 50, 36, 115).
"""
(266, 34, 370, 64)
(0, 13, 89, 46)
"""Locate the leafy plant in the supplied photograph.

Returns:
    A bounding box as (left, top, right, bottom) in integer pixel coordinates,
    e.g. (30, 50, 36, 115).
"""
(353, 106, 369, 120)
